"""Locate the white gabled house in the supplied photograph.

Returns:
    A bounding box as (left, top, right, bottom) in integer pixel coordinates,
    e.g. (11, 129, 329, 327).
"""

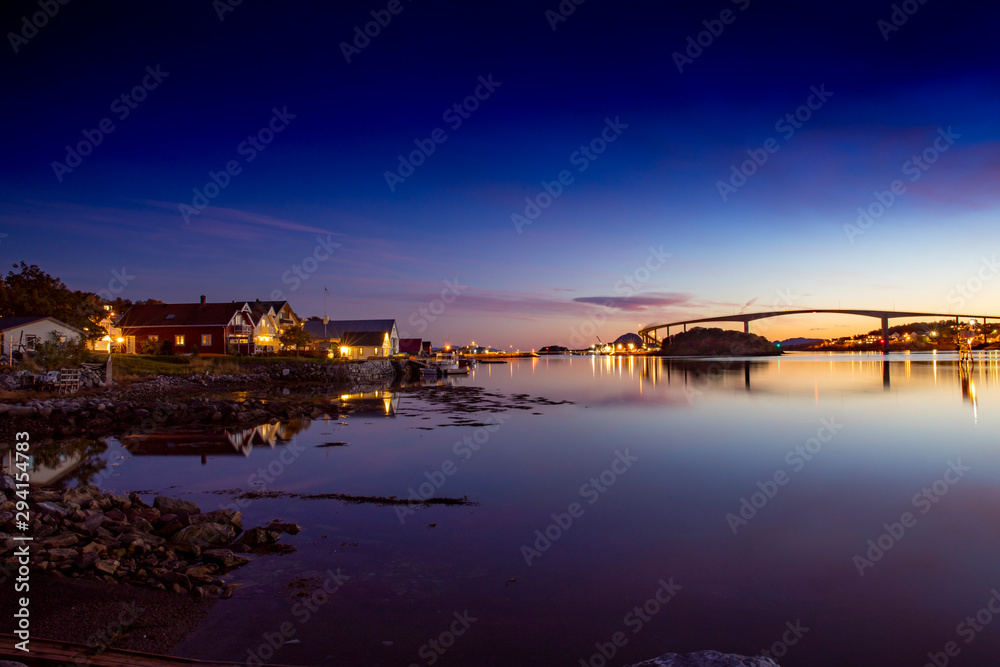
(0, 316, 87, 358)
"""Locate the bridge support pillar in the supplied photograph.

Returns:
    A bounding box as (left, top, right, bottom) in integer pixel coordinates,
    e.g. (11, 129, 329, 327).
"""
(882, 317, 889, 354)
(744, 321, 749, 334)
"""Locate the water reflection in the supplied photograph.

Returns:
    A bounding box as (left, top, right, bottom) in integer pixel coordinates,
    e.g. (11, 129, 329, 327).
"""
(339, 387, 399, 416)
(122, 421, 309, 460)
(15, 352, 1000, 666)
(2, 438, 110, 487)
(960, 364, 978, 422)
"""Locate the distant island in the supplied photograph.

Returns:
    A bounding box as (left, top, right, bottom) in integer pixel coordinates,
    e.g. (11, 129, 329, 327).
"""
(657, 327, 781, 357)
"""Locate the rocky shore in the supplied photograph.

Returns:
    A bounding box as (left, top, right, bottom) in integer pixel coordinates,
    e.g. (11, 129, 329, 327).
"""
(0, 359, 415, 440)
(629, 651, 780, 666)
(0, 472, 297, 599)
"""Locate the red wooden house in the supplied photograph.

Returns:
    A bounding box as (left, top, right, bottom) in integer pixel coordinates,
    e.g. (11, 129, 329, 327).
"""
(117, 297, 255, 354)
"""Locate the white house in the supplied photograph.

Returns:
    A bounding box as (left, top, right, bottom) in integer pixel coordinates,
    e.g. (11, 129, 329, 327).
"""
(90, 305, 123, 353)
(0, 316, 87, 358)
(302, 319, 399, 359)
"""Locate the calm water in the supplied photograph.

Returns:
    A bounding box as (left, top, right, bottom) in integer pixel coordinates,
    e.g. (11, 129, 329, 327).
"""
(16, 351, 1000, 666)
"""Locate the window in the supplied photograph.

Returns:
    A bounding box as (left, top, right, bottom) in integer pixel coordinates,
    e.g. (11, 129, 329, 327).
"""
(148, 335, 158, 342)
(201, 334, 211, 346)
(25, 334, 37, 351)
(175, 335, 185, 346)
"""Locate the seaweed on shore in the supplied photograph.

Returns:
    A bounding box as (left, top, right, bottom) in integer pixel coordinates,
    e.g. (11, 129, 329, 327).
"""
(209, 488, 477, 507)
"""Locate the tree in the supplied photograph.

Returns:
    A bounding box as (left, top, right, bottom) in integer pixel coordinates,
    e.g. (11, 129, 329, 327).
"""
(0, 262, 103, 339)
(279, 324, 312, 355)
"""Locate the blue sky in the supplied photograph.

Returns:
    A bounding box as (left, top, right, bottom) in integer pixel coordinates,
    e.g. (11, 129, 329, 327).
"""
(2, 0, 999, 348)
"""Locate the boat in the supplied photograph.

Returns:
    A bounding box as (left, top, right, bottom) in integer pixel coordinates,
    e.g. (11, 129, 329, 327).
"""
(420, 352, 469, 376)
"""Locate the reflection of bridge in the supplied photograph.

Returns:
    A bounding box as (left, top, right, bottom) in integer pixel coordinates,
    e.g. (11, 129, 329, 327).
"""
(640, 309, 997, 352)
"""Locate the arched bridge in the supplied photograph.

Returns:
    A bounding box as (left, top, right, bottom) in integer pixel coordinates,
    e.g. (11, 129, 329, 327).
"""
(639, 309, 995, 352)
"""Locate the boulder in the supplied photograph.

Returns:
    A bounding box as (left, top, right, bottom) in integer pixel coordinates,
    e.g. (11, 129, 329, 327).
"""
(233, 527, 279, 548)
(94, 559, 120, 576)
(153, 496, 201, 516)
(171, 522, 235, 548)
(628, 652, 781, 667)
(266, 521, 301, 535)
(40, 533, 79, 549)
(202, 548, 251, 568)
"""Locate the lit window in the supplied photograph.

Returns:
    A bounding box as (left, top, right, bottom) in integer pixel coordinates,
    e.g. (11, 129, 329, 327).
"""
(176, 335, 185, 346)
(149, 335, 158, 342)
(201, 334, 211, 346)
(25, 334, 36, 351)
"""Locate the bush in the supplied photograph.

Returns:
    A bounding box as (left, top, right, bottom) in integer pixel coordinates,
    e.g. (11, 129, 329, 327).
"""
(31, 331, 90, 371)
(139, 338, 172, 355)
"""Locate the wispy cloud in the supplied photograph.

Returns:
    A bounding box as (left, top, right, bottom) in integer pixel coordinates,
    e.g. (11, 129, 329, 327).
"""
(572, 292, 694, 312)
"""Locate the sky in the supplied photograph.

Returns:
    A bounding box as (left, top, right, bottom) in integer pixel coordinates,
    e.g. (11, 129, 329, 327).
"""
(2, 0, 999, 349)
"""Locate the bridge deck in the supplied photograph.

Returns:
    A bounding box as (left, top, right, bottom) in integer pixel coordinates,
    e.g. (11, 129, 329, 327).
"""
(640, 309, 993, 352)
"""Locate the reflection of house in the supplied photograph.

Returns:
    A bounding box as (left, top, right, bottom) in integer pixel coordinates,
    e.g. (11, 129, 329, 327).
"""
(302, 319, 399, 359)
(117, 297, 256, 354)
(123, 422, 307, 458)
(340, 388, 399, 416)
(0, 316, 86, 357)
(1, 444, 87, 486)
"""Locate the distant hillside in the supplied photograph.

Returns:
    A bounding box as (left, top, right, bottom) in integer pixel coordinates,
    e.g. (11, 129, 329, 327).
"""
(780, 337, 822, 347)
(659, 327, 781, 357)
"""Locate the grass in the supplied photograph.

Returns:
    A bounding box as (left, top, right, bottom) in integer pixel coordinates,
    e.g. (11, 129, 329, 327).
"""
(108, 353, 342, 379)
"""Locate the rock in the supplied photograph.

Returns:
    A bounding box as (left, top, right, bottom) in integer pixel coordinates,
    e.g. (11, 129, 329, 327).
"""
(157, 518, 184, 537)
(63, 486, 97, 507)
(132, 516, 155, 534)
(171, 522, 235, 547)
(266, 521, 301, 535)
(153, 496, 201, 516)
(184, 564, 217, 578)
(109, 494, 132, 510)
(202, 548, 251, 568)
(233, 527, 279, 547)
(129, 507, 160, 523)
(0, 474, 16, 491)
(158, 571, 191, 592)
(628, 651, 782, 667)
(75, 551, 100, 570)
(41, 533, 79, 549)
(47, 548, 79, 561)
(81, 542, 107, 555)
(105, 508, 127, 523)
(94, 560, 119, 575)
(36, 502, 70, 517)
(189, 509, 233, 525)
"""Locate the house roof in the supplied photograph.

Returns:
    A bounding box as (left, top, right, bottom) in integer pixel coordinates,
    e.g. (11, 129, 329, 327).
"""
(399, 338, 422, 353)
(245, 302, 275, 325)
(340, 330, 388, 347)
(247, 300, 295, 315)
(118, 303, 249, 328)
(0, 316, 87, 336)
(302, 319, 396, 341)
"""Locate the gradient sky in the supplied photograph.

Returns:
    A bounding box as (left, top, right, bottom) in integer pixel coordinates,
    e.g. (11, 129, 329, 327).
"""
(2, 0, 999, 348)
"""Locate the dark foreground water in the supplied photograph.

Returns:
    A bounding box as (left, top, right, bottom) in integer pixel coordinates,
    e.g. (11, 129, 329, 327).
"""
(15, 351, 1000, 666)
